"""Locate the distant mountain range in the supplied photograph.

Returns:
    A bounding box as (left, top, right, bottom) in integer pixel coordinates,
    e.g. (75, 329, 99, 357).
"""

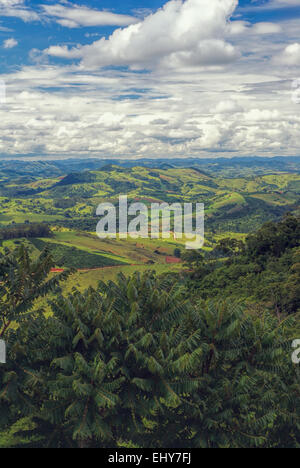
(0, 156, 299, 181)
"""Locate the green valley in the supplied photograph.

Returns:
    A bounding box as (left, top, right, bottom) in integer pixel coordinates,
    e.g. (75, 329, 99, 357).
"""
(0, 158, 298, 298)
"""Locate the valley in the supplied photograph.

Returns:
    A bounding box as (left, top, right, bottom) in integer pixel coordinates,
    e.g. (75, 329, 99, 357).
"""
(0, 160, 299, 283)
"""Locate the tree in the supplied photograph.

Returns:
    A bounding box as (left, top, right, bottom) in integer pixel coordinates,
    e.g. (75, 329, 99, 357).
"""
(174, 248, 181, 258)
(182, 250, 204, 268)
(0, 245, 72, 442)
(213, 238, 245, 257)
(0, 244, 70, 339)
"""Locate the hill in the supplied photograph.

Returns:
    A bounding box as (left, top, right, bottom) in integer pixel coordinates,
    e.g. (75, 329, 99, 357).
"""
(0, 161, 299, 277)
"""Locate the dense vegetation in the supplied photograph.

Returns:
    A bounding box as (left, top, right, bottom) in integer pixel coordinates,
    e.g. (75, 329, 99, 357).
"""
(0, 215, 299, 448)
(185, 215, 300, 316)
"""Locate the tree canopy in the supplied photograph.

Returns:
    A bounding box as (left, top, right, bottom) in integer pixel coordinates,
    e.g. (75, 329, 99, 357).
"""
(1, 260, 299, 448)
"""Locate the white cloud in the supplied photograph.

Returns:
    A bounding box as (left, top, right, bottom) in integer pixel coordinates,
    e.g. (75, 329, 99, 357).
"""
(251, 22, 282, 35)
(0, 59, 299, 159)
(228, 20, 249, 35)
(244, 109, 281, 122)
(213, 100, 243, 114)
(3, 37, 18, 48)
(0, 0, 39, 22)
(45, 0, 239, 69)
(0, 0, 23, 5)
(270, 0, 300, 7)
(41, 3, 139, 28)
(228, 21, 282, 35)
(275, 43, 300, 65)
(0, 23, 12, 32)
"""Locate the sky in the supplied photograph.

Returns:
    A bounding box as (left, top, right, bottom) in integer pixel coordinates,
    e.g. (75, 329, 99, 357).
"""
(0, 0, 300, 160)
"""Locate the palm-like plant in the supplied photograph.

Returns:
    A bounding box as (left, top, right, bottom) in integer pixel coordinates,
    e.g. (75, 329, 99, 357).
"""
(0, 244, 71, 338)
(0, 244, 72, 441)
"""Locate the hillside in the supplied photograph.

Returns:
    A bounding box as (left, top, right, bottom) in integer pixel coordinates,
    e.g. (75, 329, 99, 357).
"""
(0, 165, 299, 228)
(0, 162, 299, 273)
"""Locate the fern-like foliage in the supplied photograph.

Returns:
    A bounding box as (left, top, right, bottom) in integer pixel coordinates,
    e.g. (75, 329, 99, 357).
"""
(1, 263, 299, 448)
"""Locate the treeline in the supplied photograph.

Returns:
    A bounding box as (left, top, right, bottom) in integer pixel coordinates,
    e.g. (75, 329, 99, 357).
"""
(0, 223, 52, 240)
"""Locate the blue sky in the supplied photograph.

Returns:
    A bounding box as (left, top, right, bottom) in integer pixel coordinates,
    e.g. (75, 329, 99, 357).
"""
(0, 0, 300, 159)
(1, 1, 300, 71)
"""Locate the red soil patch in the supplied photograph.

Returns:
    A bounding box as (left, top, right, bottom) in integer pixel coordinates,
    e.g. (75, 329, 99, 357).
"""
(165, 256, 181, 264)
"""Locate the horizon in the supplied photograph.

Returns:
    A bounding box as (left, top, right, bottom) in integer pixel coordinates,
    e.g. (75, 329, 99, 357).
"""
(0, 154, 300, 163)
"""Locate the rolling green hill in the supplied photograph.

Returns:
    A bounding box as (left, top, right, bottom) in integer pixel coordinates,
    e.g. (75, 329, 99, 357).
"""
(0, 162, 299, 278)
(1, 165, 298, 228)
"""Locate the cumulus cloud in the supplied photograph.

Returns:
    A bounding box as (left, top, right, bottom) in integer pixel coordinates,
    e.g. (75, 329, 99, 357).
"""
(3, 37, 18, 48)
(274, 43, 300, 65)
(41, 3, 139, 28)
(45, 0, 239, 69)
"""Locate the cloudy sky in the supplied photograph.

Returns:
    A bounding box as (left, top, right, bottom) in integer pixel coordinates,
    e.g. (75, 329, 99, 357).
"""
(0, 0, 300, 159)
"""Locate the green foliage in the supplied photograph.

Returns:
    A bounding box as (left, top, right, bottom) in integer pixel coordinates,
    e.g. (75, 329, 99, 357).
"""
(173, 248, 181, 258)
(213, 238, 245, 257)
(182, 250, 204, 268)
(246, 213, 300, 259)
(189, 215, 300, 315)
(0, 244, 71, 338)
(1, 264, 299, 448)
(0, 245, 72, 440)
(0, 157, 299, 449)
